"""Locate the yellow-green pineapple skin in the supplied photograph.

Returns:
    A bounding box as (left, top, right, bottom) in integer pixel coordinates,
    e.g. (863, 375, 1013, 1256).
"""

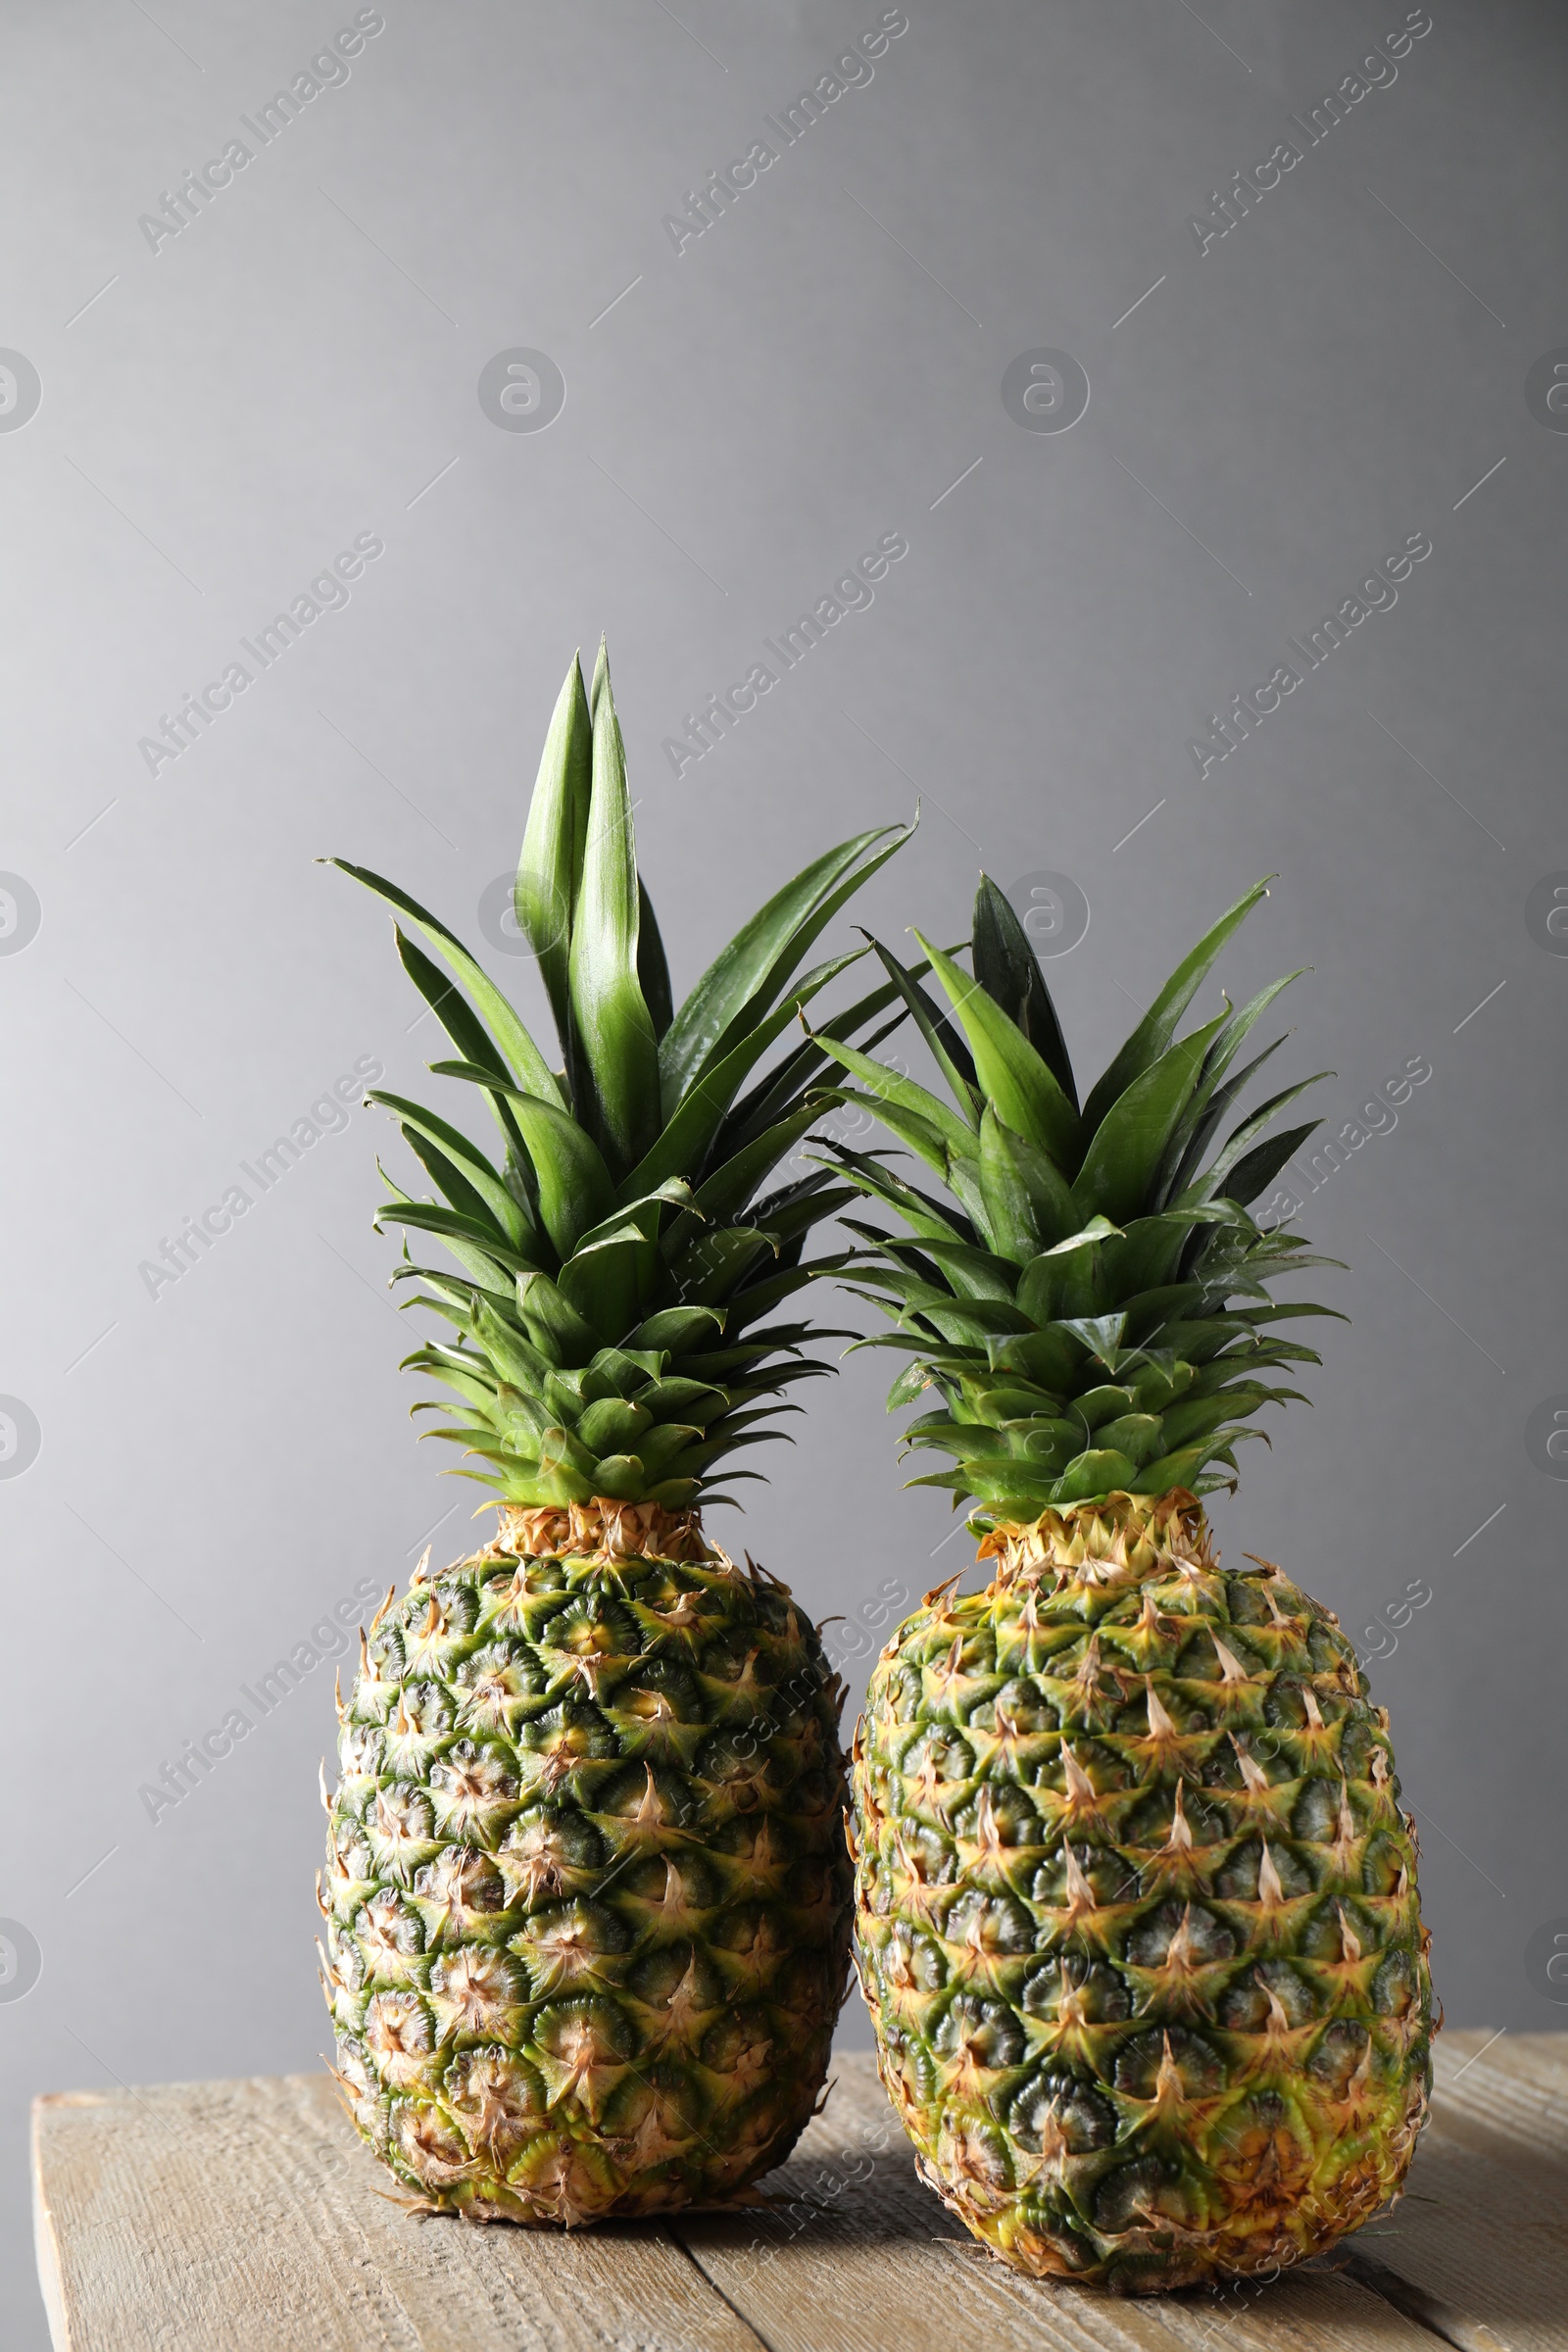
(851, 1492, 1432, 2292)
(322, 1508, 852, 2222)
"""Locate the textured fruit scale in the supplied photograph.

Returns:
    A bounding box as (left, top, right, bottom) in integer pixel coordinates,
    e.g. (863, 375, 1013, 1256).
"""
(324, 1498, 851, 2220)
(853, 1491, 1431, 2289)
(824, 875, 1434, 2289)
(317, 644, 912, 2220)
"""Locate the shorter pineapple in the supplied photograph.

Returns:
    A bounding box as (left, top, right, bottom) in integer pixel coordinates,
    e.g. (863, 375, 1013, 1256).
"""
(819, 876, 1434, 2291)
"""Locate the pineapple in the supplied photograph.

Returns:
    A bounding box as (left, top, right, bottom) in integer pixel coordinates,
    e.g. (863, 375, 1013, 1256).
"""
(819, 876, 1434, 2292)
(317, 642, 912, 2223)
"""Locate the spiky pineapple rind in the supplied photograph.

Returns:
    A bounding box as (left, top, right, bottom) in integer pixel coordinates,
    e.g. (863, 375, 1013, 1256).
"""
(850, 1491, 1433, 2292)
(322, 1523, 853, 2224)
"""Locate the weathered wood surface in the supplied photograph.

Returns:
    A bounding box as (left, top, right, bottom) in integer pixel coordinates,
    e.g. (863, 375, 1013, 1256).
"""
(1338, 2032, 1568, 2352)
(32, 2033, 1564, 2352)
(31, 2073, 761, 2352)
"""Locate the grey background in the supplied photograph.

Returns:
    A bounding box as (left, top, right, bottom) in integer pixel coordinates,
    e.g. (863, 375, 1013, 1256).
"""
(3, 1, 1565, 2338)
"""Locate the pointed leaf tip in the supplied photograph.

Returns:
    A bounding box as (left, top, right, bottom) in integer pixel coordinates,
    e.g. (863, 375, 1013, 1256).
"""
(517, 654, 592, 1076)
(971, 875, 1078, 1112)
(568, 662, 661, 1169)
(914, 928, 1080, 1171)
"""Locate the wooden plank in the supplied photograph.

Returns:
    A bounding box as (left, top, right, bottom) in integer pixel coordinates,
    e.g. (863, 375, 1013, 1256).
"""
(676, 2056, 1443, 2352)
(1337, 2253, 1516, 2352)
(30, 2037, 1568, 2352)
(32, 2073, 763, 2352)
(1430, 2031, 1568, 2163)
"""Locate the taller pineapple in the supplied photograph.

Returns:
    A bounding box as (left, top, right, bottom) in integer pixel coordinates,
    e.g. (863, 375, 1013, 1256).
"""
(825, 877, 1434, 2292)
(318, 644, 910, 2222)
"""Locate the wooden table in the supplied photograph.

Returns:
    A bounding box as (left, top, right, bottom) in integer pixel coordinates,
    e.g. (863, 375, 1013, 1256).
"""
(32, 2031, 1565, 2351)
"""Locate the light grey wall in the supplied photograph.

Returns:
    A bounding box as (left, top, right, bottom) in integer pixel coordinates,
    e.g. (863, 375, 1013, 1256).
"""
(3, 2, 1565, 2337)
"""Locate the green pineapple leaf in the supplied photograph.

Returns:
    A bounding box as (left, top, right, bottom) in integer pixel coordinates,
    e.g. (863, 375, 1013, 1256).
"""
(971, 875, 1077, 1112)
(568, 666, 662, 1170)
(1156, 1032, 1290, 1208)
(1079, 876, 1272, 1135)
(1214, 1119, 1321, 1209)
(660, 822, 913, 1107)
(976, 1104, 1079, 1261)
(817, 1143, 969, 1247)
(638, 880, 675, 1041)
(375, 1200, 534, 1291)
(392, 930, 534, 1200)
(369, 1090, 532, 1250)
(514, 1271, 603, 1364)
(325, 859, 564, 1109)
(429, 1062, 616, 1259)
(692, 1102, 839, 1226)
(717, 959, 928, 1157)
(809, 1033, 978, 1166)
(858, 933, 979, 1121)
(1070, 1009, 1229, 1225)
(626, 950, 866, 1201)
(913, 932, 1081, 1172)
(1192, 1078, 1331, 1201)
(515, 652, 591, 1072)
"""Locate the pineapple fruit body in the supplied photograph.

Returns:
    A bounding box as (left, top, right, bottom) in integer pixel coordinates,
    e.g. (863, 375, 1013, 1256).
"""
(851, 1491, 1433, 2293)
(323, 1500, 852, 2223)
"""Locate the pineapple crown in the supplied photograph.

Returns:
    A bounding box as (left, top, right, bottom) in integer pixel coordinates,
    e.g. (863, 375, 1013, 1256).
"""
(813, 873, 1342, 1524)
(325, 640, 912, 1512)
